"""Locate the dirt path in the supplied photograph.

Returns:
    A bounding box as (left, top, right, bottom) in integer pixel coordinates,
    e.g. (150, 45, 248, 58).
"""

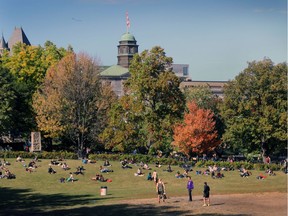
(115, 192, 287, 216)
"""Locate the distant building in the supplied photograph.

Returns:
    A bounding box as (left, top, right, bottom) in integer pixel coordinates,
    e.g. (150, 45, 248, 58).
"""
(180, 80, 228, 98)
(0, 27, 31, 55)
(100, 32, 192, 96)
(2, 27, 227, 97)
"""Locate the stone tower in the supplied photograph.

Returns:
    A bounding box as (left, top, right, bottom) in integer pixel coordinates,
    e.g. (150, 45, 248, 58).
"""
(117, 32, 139, 68)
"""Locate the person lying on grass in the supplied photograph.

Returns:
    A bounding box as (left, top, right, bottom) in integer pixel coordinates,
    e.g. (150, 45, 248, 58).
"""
(91, 174, 112, 182)
(74, 166, 85, 175)
(100, 165, 113, 173)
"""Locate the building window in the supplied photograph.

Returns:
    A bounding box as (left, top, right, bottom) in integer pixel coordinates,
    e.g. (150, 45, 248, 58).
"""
(183, 66, 188, 76)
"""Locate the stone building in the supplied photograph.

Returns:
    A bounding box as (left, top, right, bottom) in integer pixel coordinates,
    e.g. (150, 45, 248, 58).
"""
(100, 32, 192, 96)
(0, 27, 31, 55)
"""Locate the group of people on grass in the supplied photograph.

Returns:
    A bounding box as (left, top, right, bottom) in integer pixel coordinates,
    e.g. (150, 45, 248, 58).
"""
(1, 155, 281, 207)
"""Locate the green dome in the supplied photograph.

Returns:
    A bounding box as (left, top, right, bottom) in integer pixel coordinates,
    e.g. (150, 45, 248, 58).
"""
(120, 32, 136, 41)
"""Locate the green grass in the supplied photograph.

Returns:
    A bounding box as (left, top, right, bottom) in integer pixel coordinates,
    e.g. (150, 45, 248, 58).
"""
(0, 158, 287, 215)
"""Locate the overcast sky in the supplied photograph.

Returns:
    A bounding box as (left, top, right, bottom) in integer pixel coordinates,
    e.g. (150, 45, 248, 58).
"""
(1, 0, 286, 81)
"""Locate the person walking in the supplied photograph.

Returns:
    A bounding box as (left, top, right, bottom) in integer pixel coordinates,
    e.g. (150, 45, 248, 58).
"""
(152, 170, 158, 184)
(156, 178, 166, 203)
(203, 182, 210, 206)
(187, 176, 194, 201)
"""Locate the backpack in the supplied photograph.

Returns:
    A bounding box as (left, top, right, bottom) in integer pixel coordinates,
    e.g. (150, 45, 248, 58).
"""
(158, 183, 164, 192)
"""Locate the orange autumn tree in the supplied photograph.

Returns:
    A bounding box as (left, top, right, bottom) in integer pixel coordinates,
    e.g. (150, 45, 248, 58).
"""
(173, 101, 221, 157)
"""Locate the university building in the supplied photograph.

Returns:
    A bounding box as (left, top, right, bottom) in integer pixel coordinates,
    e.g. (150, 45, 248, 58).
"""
(1, 27, 227, 97)
(0, 27, 31, 55)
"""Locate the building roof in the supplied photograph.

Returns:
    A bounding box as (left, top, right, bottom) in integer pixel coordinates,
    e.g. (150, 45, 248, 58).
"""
(120, 32, 136, 41)
(8, 27, 31, 50)
(180, 80, 228, 88)
(100, 65, 130, 77)
(0, 35, 8, 49)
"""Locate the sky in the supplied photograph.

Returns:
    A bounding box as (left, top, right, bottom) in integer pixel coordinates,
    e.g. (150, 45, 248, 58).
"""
(0, 0, 287, 81)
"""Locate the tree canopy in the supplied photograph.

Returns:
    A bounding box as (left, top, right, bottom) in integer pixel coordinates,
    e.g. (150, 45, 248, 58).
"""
(0, 42, 68, 138)
(173, 101, 220, 157)
(0, 66, 16, 136)
(33, 53, 116, 156)
(220, 59, 287, 158)
(100, 46, 186, 154)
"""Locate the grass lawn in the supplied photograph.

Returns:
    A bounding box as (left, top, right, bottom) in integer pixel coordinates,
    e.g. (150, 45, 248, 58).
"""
(0, 157, 286, 215)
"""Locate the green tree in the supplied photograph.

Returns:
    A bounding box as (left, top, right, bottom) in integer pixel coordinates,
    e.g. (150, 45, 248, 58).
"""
(33, 53, 116, 157)
(184, 86, 218, 111)
(101, 46, 185, 154)
(0, 65, 16, 136)
(1, 42, 68, 139)
(220, 59, 287, 160)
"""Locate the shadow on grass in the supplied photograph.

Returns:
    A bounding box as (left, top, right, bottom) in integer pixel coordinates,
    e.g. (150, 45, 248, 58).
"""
(0, 187, 249, 216)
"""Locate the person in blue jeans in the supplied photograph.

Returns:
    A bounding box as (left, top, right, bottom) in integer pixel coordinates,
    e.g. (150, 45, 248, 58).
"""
(187, 176, 194, 201)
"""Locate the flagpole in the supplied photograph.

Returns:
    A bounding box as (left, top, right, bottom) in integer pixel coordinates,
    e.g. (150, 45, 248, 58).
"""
(126, 11, 130, 33)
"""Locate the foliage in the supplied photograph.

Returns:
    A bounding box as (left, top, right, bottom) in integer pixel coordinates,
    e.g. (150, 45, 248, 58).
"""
(0, 66, 16, 135)
(184, 85, 219, 111)
(183, 85, 225, 150)
(0, 42, 68, 138)
(101, 46, 185, 154)
(173, 101, 221, 157)
(0, 150, 78, 159)
(33, 53, 117, 157)
(220, 59, 287, 158)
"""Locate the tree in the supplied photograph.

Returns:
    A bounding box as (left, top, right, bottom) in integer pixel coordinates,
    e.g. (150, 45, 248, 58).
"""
(0, 42, 68, 139)
(184, 86, 218, 111)
(184, 86, 225, 154)
(33, 53, 116, 157)
(0, 66, 16, 136)
(101, 46, 186, 154)
(220, 59, 287, 160)
(173, 101, 220, 157)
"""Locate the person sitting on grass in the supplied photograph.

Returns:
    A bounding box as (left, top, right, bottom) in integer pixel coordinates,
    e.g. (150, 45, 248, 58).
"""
(175, 171, 185, 178)
(67, 173, 75, 182)
(166, 164, 173, 172)
(121, 160, 132, 169)
(240, 168, 251, 178)
(91, 173, 101, 181)
(143, 163, 151, 170)
(3, 168, 16, 179)
(16, 156, 24, 162)
(48, 166, 56, 174)
(61, 163, 70, 171)
(147, 172, 153, 181)
(266, 168, 276, 176)
(26, 167, 34, 173)
(103, 160, 111, 167)
(215, 172, 224, 178)
(134, 168, 144, 176)
(155, 161, 161, 168)
(3, 159, 11, 166)
(28, 161, 38, 170)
